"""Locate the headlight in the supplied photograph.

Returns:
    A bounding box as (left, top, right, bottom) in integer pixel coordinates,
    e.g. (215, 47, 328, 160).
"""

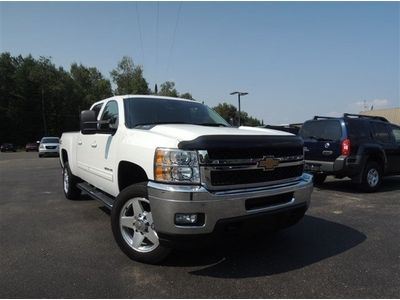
(154, 148, 200, 183)
(39, 144, 45, 149)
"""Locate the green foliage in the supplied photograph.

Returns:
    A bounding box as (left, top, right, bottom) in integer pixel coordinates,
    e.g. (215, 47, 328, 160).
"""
(0, 52, 262, 147)
(213, 102, 262, 126)
(110, 56, 149, 95)
(180, 92, 194, 100)
(159, 81, 179, 97)
(0, 52, 112, 145)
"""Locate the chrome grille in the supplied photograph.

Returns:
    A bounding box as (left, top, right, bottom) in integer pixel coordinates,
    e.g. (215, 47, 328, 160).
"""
(198, 150, 304, 190)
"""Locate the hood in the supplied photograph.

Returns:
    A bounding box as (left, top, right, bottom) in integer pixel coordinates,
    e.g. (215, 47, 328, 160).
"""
(148, 124, 293, 142)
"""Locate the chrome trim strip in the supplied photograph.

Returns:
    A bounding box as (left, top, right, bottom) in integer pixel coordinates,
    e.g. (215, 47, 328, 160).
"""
(198, 150, 303, 165)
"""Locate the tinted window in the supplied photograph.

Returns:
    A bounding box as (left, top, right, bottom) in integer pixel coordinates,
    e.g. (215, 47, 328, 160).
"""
(92, 103, 103, 118)
(371, 122, 391, 143)
(391, 125, 400, 143)
(124, 98, 229, 128)
(300, 120, 342, 141)
(41, 138, 59, 143)
(101, 101, 119, 126)
(347, 120, 371, 140)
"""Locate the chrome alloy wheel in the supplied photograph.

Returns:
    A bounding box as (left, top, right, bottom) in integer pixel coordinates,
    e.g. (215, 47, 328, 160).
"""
(367, 168, 379, 187)
(119, 197, 159, 253)
(63, 169, 69, 194)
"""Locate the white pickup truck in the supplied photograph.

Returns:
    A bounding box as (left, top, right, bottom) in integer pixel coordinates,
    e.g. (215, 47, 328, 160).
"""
(60, 95, 313, 263)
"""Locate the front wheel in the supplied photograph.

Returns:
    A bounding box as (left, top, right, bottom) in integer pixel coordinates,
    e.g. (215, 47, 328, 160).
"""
(111, 184, 171, 264)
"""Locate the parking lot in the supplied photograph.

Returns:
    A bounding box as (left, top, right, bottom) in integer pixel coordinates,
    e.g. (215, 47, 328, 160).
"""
(0, 151, 399, 298)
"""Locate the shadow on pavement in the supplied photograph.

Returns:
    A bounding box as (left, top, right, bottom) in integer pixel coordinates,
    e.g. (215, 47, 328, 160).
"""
(163, 215, 366, 278)
(317, 176, 400, 194)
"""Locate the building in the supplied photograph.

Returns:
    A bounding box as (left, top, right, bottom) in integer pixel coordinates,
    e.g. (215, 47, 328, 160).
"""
(359, 107, 400, 125)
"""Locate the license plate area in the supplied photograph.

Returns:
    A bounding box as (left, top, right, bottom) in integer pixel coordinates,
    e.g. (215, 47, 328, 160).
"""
(305, 163, 321, 172)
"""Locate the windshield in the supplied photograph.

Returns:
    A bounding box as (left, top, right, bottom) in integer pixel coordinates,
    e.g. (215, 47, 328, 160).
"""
(300, 120, 342, 141)
(124, 98, 229, 128)
(41, 138, 59, 144)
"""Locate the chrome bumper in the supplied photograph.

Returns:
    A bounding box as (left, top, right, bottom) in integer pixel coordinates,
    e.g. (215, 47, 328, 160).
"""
(148, 173, 313, 235)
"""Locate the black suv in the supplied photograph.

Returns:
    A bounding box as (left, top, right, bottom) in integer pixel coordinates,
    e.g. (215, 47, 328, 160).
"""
(299, 113, 400, 192)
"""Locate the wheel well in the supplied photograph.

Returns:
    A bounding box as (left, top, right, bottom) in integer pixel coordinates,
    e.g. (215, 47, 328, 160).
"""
(61, 149, 68, 164)
(118, 161, 148, 192)
(367, 153, 384, 166)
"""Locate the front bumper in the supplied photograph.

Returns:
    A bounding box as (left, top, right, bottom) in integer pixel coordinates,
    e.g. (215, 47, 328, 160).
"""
(39, 148, 59, 156)
(148, 173, 313, 236)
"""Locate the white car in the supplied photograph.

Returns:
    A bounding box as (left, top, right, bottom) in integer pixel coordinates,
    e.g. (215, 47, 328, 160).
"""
(60, 95, 313, 263)
(38, 137, 60, 157)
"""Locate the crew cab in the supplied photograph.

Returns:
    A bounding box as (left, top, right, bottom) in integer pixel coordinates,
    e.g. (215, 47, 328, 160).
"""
(299, 113, 400, 191)
(60, 95, 313, 263)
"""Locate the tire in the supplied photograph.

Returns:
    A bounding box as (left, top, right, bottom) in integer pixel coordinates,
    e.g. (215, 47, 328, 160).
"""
(313, 173, 327, 186)
(111, 184, 171, 264)
(359, 161, 382, 192)
(62, 162, 81, 199)
(39, 153, 43, 158)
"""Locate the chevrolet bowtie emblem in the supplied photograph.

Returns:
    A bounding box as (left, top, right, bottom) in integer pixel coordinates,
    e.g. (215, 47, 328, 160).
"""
(258, 156, 280, 171)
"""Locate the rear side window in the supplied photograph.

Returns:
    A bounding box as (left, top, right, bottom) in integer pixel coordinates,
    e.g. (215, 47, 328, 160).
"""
(300, 120, 342, 141)
(371, 122, 391, 143)
(391, 125, 400, 143)
(347, 120, 371, 140)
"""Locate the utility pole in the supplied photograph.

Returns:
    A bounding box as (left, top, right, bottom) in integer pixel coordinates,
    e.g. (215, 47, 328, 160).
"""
(230, 91, 248, 126)
(41, 88, 47, 136)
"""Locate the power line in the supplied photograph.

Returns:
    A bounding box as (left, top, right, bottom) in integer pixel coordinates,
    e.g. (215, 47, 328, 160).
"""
(166, 2, 182, 78)
(135, 2, 144, 63)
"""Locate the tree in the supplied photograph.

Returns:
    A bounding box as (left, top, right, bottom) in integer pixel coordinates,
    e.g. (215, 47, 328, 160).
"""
(70, 63, 112, 108)
(159, 81, 179, 97)
(213, 102, 262, 126)
(110, 56, 149, 95)
(180, 92, 194, 100)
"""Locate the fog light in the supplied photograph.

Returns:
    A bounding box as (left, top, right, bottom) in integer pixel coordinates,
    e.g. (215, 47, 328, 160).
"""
(175, 213, 198, 225)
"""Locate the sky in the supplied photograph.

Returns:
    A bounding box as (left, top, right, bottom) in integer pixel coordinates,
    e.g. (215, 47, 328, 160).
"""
(0, 1, 399, 124)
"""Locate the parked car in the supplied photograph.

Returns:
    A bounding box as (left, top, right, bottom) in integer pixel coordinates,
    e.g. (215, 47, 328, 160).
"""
(1, 143, 16, 152)
(38, 137, 60, 157)
(60, 95, 313, 263)
(299, 113, 400, 192)
(25, 142, 39, 152)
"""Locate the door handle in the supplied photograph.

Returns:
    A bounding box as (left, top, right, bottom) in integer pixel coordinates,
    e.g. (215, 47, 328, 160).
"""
(77, 140, 82, 146)
(91, 142, 97, 148)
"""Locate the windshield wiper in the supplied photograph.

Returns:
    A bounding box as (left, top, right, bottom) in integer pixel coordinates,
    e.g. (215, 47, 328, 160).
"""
(197, 123, 228, 127)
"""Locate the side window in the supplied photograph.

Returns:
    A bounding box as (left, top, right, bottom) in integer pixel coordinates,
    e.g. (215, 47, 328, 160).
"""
(391, 125, 400, 144)
(371, 122, 391, 143)
(91, 103, 103, 118)
(347, 120, 371, 140)
(101, 100, 119, 128)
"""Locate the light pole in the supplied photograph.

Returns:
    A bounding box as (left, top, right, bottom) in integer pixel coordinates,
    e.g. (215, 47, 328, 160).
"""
(230, 91, 248, 126)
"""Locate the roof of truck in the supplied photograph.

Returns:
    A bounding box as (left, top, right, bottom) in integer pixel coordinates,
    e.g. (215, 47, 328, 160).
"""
(100, 95, 196, 103)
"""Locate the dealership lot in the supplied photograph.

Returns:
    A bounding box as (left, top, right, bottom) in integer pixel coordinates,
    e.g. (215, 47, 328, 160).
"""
(0, 152, 399, 298)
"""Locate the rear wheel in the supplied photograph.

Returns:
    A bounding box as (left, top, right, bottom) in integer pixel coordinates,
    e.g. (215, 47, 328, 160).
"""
(62, 162, 81, 199)
(359, 161, 382, 192)
(111, 184, 171, 264)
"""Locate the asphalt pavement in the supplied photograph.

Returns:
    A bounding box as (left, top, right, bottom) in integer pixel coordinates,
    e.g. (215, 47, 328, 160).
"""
(0, 152, 399, 298)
